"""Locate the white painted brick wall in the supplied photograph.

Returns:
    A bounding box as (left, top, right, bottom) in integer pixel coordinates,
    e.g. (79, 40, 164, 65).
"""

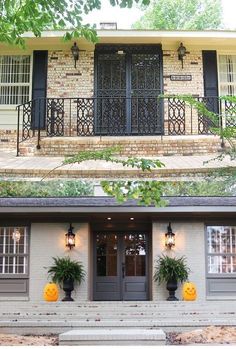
(29, 223, 89, 301)
(152, 222, 206, 301)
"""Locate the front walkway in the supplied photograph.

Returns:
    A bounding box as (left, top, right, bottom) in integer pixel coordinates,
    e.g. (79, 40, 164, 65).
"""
(0, 150, 235, 180)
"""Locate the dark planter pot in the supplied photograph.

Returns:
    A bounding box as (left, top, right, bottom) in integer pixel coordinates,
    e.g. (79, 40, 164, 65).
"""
(166, 279, 179, 301)
(62, 279, 74, 301)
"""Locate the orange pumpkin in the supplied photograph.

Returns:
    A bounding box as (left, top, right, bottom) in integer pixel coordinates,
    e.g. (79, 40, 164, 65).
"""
(43, 282, 59, 302)
(182, 282, 197, 301)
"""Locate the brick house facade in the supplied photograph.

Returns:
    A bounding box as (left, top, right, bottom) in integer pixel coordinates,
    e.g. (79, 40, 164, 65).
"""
(0, 30, 235, 155)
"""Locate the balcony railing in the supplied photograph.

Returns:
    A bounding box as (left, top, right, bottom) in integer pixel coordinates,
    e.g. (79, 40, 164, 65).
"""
(16, 96, 236, 155)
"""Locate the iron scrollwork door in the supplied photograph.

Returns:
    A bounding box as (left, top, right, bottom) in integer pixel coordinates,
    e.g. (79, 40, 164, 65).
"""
(96, 51, 126, 135)
(95, 45, 163, 135)
(130, 53, 162, 134)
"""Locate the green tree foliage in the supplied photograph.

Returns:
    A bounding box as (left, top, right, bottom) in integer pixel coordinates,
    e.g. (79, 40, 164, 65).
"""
(165, 179, 236, 196)
(62, 146, 166, 207)
(171, 95, 236, 160)
(133, 0, 223, 30)
(101, 180, 167, 206)
(0, 180, 93, 197)
(0, 0, 150, 47)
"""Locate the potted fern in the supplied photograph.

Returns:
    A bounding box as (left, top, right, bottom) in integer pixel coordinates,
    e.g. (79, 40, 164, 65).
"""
(154, 255, 190, 301)
(47, 256, 85, 301)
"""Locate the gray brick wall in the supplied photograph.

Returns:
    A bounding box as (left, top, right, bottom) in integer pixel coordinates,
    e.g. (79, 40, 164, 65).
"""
(152, 222, 206, 301)
(29, 223, 89, 301)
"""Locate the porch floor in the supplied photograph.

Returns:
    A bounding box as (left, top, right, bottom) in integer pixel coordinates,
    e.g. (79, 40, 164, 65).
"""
(0, 150, 235, 180)
(1, 300, 236, 335)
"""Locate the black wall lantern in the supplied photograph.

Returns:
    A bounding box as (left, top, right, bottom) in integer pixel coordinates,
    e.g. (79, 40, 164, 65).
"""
(165, 222, 175, 249)
(65, 223, 75, 249)
(177, 42, 187, 68)
(71, 42, 79, 68)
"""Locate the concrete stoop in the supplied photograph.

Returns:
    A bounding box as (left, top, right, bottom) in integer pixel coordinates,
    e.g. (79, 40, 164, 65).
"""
(59, 328, 166, 346)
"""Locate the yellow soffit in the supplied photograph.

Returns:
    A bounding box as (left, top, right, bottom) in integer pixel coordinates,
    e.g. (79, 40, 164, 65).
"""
(1, 30, 236, 51)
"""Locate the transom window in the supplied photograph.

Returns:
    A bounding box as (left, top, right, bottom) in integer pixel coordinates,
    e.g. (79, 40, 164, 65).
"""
(207, 226, 236, 274)
(0, 55, 31, 105)
(0, 227, 29, 275)
(219, 55, 236, 96)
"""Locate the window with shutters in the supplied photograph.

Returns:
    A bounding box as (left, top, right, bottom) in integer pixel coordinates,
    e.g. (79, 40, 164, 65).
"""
(0, 55, 31, 105)
(219, 55, 236, 96)
(0, 227, 29, 276)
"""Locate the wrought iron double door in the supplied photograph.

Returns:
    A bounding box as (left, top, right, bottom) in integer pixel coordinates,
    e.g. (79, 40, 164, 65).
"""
(95, 45, 163, 135)
(94, 232, 149, 301)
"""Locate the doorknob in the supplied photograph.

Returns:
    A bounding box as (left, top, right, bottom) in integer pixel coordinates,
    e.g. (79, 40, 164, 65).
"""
(122, 262, 125, 278)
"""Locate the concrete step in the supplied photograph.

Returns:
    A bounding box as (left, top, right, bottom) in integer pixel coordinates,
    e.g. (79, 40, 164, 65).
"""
(59, 328, 166, 346)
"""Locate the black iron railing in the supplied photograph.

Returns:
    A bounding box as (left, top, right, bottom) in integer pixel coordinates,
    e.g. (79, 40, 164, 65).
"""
(16, 96, 236, 155)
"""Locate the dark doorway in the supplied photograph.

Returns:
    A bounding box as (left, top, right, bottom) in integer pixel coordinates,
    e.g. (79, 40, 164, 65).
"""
(95, 45, 163, 135)
(93, 231, 149, 301)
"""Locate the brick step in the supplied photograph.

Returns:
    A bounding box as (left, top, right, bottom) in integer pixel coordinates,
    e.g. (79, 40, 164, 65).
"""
(2, 308, 235, 315)
(1, 302, 236, 313)
(19, 135, 223, 157)
(0, 316, 236, 327)
(2, 314, 236, 321)
(1, 318, 236, 336)
(1, 300, 232, 306)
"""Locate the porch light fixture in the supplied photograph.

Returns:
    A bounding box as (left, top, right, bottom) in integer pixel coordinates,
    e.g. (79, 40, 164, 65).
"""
(12, 228, 21, 242)
(177, 43, 187, 68)
(165, 222, 175, 249)
(65, 223, 75, 249)
(71, 42, 79, 68)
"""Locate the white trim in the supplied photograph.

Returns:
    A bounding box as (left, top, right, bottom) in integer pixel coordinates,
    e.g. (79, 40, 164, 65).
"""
(22, 29, 236, 40)
(0, 105, 18, 110)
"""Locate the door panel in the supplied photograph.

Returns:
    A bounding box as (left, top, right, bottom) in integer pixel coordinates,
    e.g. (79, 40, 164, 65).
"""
(122, 233, 148, 300)
(131, 53, 162, 134)
(96, 53, 126, 135)
(94, 232, 121, 300)
(94, 232, 149, 301)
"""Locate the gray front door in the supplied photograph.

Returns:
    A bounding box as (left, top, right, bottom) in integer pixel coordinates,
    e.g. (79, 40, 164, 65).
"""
(93, 232, 149, 301)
